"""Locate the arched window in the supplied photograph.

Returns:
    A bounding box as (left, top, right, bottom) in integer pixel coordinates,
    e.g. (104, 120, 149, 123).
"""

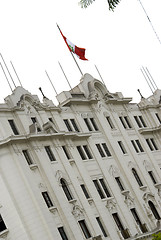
(132, 168, 143, 187)
(148, 201, 161, 220)
(60, 178, 73, 201)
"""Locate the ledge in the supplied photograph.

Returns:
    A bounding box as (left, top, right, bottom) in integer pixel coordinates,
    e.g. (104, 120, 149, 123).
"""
(0, 229, 9, 238)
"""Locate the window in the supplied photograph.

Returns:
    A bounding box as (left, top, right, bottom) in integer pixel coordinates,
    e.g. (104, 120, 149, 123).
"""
(78, 220, 91, 239)
(130, 208, 147, 233)
(84, 118, 99, 131)
(93, 178, 111, 199)
(80, 184, 90, 199)
(148, 171, 157, 184)
(22, 150, 33, 165)
(115, 177, 125, 191)
(146, 138, 158, 151)
(96, 217, 107, 237)
(155, 113, 161, 124)
(77, 145, 93, 160)
(118, 141, 127, 154)
(58, 226, 69, 240)
(106, 116, 115, 129)
(112, 213, 130, 239)
(63, 119, 80, 132)
(119, 116, 132, 129)
(60, 178, 73, 201)
(148, 201, 161, 220)
(31, 117, 41, 132)
(62, 146, 71, 160)
(8, 119, 19, 135)
(96, 143, 111, 157)
(134, 115, 147, 128)
(131, 140, 144, 153)
(132, 168, 143, 187)
(42, 191, 53, 208)
(0, 215, 7, 232)
(44, 146, 56, 161)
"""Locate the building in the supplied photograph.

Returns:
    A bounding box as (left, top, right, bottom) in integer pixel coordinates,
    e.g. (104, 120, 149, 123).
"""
(0, 73, 161, 240)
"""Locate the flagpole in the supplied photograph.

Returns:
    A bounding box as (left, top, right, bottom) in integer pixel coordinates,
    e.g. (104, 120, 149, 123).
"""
(70, 51, 83, 76)
(57, 24, 84, 77)
(58, 61, 72, 90)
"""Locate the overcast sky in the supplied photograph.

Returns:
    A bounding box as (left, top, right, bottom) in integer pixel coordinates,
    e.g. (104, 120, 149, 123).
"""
(0, 0, 161, 104)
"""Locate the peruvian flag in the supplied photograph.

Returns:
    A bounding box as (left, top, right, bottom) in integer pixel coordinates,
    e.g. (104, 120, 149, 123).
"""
(57, 24, 88, 61)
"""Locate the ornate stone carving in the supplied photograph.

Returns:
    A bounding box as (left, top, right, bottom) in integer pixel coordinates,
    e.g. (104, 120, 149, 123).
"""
(72, 204, 84, 220)
(106, 197, 116, 213)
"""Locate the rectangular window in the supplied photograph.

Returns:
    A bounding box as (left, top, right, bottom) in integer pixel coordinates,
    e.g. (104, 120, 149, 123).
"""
(112, 213, 130, 239)
(84, 118, 99, 131)
(96, 217, 107, 237)
(119, 116, 132, 129)
(62, 146, 71, 160)
(22, 150, 33, 165)
(99, 178, 111, 197)
(135, 140, 144, 152)
(31, 117, 41, 132)
(139, 116, 147, 127)
(84, 118, 92, 131)
(93, 179, 111, 199)
(8, 119, 19, 135)
(78, 220, 91, 239)
(134, 115, 147, 128)
(118, 141, 127, 154)
(93, 180, 105, 199)
(0, 215, 7, 232)
(131, 140, 144, 153)
(77, 145, 93, 160)
(45, 146, 56, 161)
(146, 138, 158, 151)
(130, 208, 142, 226)
(96, 144, 106, 157)
(115, 177, 125, 191)
(42, 191, 53, 208)
(148, 171, 157, 184)
(70, 119, 80, 132)
(58, 226, 69, 240)
(155, 113, 161, 124)
(131, 140, 139, 153)
(106, 116, 115, 129)
(77, 146, 87, 160)
(63, 119, 72, 131)
(80, 184, 90, 199)
(96, 143, 111, 158)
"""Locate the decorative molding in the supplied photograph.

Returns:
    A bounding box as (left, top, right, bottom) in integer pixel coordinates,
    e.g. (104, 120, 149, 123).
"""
(71, 204, 84, 220)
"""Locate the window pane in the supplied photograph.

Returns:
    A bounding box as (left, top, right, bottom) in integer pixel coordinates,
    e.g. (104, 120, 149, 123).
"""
(139, 116, 147, 127)
(83, 145, 93, 159)
(8, 119, 19, 135)
(64, 119, 72, 131)
(118, 141, 127, 154)
(135, 140, 144, 152)
(42, 191, 53, 208)
(58, 227, 69, 240)
(102, 143, 111, 157)
(22, 150, 33, 165)
(78, 220, 91, 239)
(84, 118, 92, 131)
(96, 144, 105, 157)
(0, 215, 7, 232)
(132, 168, 143, 187)
(106, 116, 115, 129)
(119, 117, 127, 129)
(131, 140, 139, 153)
(96, 217, 107, 237)
(90, 118, 99, 131)
(115, 177, 124, 191)
(62, 146, 71, 159)
(134, 116, 142, 128)
(45, 146, 56, 161)
(77, 146, 86, 160)
(70, 119, 79, 132)
(150, 138, 158, 150)
(93, 180, 105, 199)
(81, 184, 90, 199)
(99, 179, 111, 197)
(124, 116, 132, 128)
(60, 179, 73, 201)
(148, 171, 157, 184)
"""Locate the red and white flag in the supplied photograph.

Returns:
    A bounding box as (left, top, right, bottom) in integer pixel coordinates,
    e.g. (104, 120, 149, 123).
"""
(57, 24, 88, 61)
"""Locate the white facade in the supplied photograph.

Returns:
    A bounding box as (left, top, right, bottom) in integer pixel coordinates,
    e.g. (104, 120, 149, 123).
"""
(0, 73, 161, 240)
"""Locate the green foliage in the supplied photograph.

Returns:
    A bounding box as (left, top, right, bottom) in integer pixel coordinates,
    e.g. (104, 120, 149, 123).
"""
(79, 0, 121, 11)
(152, 232, 161, 240)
